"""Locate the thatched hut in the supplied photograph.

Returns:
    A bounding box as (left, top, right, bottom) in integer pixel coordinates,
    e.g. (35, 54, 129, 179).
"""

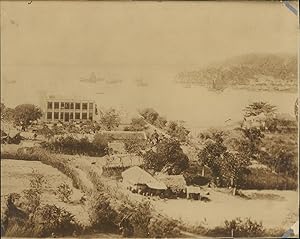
(155, 174, 187, 198)
(122, 166, 167, 196)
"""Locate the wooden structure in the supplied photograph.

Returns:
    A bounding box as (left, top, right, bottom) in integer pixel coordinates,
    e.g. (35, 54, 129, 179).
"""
(155, 174, 187, 197)
(122, 166, 167, 196)
(186, 186, 201, 200)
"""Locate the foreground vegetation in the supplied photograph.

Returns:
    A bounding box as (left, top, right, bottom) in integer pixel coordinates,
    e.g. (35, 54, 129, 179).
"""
(1, 147, 294, 238)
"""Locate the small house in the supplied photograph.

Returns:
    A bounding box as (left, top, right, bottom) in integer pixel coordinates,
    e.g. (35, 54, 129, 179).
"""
(155, 174, 187, 198)
(122, 166, 167, 196)
(1, 129, 22, 144)
(186, 186, 201, 200)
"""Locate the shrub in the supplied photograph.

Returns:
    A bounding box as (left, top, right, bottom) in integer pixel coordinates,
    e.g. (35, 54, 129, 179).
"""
(148, 217, 181, 238)
(20, 170, 46, 214)
(22, 189, 41, 214)
(41, 135, 108, 157)
(4, 204, 81, 237)
(4, 193, 81, 238)
(87, 169, 155, 237)
(207, 218, 265, 237)
(128, 200, 153, 237)
(56, 183, 73, 203)
(31, 204, 81, 237)
(88, 192, 118, 232)
(165, 121, 190, 142)
(243, 168, 297, 190)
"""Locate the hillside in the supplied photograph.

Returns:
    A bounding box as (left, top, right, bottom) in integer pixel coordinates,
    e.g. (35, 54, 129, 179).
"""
(175, 54, 297, 92)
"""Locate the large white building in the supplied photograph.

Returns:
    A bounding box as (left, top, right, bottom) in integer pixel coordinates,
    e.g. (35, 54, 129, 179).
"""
(43, 95, 97, 122)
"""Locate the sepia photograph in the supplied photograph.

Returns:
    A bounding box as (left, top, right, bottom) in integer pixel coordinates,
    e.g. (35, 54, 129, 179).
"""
(0, 1, 299, 238)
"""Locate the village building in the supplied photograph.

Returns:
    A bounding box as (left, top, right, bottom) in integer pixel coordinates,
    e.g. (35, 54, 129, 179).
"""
(186, 185, 201, 200)
(42, 95, 97, 122)
(155, 174, 187, 198)
(103, 154, 144, 169)
(98, 130, 147, 155)
(122, 166, 167, 196)
(1, 122, 22, 144)
(97, 130, 147, 141)
(1, 129, 22, 144)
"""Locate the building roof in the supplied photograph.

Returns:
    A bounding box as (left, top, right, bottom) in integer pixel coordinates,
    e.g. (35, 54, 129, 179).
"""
(122, 166, 167, 190)
(155, 174, 187, 191)
(108, 142, 126, 154)
(103, 154, 143, 168)
(20, 132, 36, 140)
(45, 94, 95, 102)
(97, 131, 147, 141)
(2, 129, 20, 138)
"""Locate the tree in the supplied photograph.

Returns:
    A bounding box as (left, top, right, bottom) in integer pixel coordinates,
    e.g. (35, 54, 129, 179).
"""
(165, 121, 189, 142)
(198, 136, 227, 184)
(272, 150, 296, 177)
(143, 150, 165, 172)
(261, 139, 297, 178)
(1, 103, 15, 122)
(139, 108, 159, 124)
(239, 127, 264, 159)
(99, 108, 121, 130)
(198, 131, 251, 193)
(154, 116, 167, 129)
(14, 104, 42, 129)
(243, 102, 277, 118)
(32, 204, 79, 237)
(143, 138, 189, 174)
(220, 152, 251, 194)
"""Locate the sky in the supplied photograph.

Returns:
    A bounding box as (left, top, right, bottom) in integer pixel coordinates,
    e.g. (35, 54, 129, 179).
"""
(0, 1, 298, 127)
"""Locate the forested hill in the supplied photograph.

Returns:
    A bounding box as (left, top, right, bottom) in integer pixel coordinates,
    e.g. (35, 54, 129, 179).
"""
(175, 54, 297, 92)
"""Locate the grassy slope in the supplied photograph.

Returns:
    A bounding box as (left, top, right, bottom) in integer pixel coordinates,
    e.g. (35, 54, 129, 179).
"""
(0, 159, 91, 227)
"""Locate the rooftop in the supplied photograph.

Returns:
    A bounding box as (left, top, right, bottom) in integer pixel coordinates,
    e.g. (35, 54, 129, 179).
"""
(155, 173, 187, 191)
(97, 130, 147, 141)
(122, 166, 167, 190)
